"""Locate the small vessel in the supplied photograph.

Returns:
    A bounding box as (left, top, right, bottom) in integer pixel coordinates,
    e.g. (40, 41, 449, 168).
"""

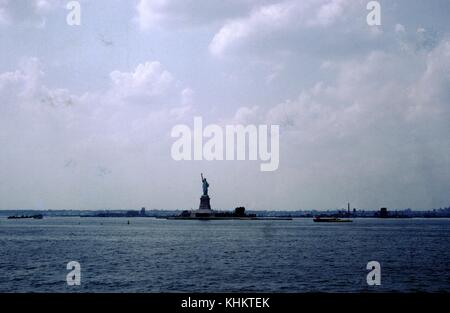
(313, 216, 352, 223)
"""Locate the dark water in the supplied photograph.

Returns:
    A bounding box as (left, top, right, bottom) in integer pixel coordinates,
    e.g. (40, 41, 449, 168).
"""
(0, 217, 449, 293)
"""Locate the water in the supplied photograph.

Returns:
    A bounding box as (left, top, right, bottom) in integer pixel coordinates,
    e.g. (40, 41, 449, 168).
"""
(0, 217, 449, 293)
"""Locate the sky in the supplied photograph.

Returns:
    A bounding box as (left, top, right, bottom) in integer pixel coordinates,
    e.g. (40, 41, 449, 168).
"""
(0, 0, 450, 211)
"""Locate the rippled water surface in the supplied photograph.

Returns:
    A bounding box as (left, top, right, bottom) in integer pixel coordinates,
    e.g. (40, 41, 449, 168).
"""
(1, 217, 449, 292)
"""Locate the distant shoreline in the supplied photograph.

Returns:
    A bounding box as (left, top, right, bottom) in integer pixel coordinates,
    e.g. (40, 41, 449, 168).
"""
(1, 207, 450, 219)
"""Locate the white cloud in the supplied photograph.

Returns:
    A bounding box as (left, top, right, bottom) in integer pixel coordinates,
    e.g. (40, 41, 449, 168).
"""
(408, 40, 450, 118)
(395, 23, 406, 33)
(33, 0, 60, 14)
(232, 105, 260, 124)
(0, 57, 194, 209)
(109, 61, 175, 100)
(0, 0, 61, 28)
(249, 40, 450, 208)
(268, 43, 450, 138)
(209, 1, 297, 56)
(181, 87, 194, 106)
(209, 0, 353, 56)
(134, 0, 353, 56)
(135, 0, 261, 30)
(2, 1, 450, 210)
(0, 9, 9, 26)
(308, 0, 348, 27)
(135, 0, 168, 30)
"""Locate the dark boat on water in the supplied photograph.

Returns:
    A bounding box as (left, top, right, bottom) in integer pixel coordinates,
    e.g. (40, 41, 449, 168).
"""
(313, 217, 352, 223)
(7, 214, 43, 220)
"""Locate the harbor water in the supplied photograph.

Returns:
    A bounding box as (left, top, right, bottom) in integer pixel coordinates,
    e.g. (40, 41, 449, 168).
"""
(0, 217, 449, 292)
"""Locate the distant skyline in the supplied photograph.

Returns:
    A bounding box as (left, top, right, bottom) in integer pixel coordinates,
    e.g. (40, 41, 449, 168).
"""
(1, 0, 450, 210)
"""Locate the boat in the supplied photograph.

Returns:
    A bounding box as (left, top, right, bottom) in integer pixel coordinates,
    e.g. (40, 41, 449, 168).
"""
(313, 216, 352, 223)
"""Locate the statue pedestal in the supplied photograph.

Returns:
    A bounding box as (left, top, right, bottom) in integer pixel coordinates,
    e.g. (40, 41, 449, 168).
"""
(199, 195, 212, 211)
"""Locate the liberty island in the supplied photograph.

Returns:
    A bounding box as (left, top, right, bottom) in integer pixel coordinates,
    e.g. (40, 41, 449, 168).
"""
(166, 173, 292, 220)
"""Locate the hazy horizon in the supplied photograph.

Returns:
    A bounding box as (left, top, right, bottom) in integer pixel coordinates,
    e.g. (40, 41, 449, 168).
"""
(1, 0, 450, 211)
(0, 206, 449, 212)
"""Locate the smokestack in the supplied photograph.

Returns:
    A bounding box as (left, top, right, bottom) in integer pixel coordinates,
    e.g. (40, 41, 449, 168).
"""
(348, 203, 350, 216)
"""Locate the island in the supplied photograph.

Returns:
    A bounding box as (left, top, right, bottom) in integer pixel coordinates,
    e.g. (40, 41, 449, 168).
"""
(165, 173, 292, 220)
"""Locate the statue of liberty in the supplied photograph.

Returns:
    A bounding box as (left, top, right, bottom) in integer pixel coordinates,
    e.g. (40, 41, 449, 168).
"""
(199, 173, 212, 211)
(201, 173, 209, 196)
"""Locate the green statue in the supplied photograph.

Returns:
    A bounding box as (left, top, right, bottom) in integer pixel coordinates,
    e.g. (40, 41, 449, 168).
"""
(201, 173, 209, 196)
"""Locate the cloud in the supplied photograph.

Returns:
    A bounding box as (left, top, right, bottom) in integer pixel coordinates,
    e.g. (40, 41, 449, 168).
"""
(0, 1, 10, 26)
(308, 0, 348, 27)
(2, 1, 450, 210)
(0, 57, 45, 100)
(134, 0, 261, 31)
(232, 105, 260, 124)
(249, 39, 450, 209)
(181, 87, 194, 106)
(135, 0, 168, 30)
(395, 23, 406, 33)
(33, 0, 60, 14)
(109, 61, 175, 100)
(0, 57, 193, 209)
(209, 1, 297, 56)
(209, 0, 353, 56)
(409, 40, 450, 117)
(0, 0, 62, 28)
(267, 42, 450, 140)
